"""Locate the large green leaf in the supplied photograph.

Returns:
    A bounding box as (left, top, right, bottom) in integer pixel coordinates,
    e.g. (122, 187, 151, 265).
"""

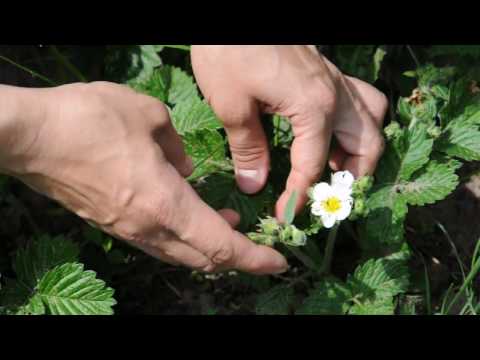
(34, 263, 116, 315)
(135, 65, 198, 106)
(2, 263, 117, 315)
(360, 125, 433, 251)
(1, 236, 116, 315)
(183, 129, 228, 181)
(360, 186, 408, 252)
(401, 161, 459, 206)
(348, 296, 395, 315)
(171, 96, 222, 136)
(437, 117, 480, 161)
(346, 251, 410, 315)
(296, 277, 352, 315)
(347, 256, 409, 299)
(14, 235, 79, 289)
(255, 284, 293, 315)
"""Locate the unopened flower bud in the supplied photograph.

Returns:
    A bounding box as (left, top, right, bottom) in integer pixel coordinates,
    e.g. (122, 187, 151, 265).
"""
(290, 225, 307, 246)
(247, 232, 276, 247)
(427, 126, 442, 139)
(259, 216, 281, 236)
(353, 176, 374, 194)
(384, 121, 401, 140)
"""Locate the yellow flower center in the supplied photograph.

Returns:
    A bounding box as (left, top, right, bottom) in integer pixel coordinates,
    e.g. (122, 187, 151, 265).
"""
(322, 197, 341, 213)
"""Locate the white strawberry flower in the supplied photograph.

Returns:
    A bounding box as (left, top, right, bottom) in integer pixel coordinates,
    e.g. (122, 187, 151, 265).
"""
(310, 171, 355, 228)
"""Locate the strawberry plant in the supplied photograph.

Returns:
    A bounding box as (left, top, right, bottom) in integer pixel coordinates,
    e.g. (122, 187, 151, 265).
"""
(0, 45, 479, 315)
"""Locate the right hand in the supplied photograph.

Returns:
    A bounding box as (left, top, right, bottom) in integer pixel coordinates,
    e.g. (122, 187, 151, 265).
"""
(0, 82, 288, 274)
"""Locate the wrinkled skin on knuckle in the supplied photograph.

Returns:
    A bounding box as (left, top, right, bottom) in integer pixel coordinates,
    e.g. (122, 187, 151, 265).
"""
(229, 143, 265, 165)
(291, 81, 338, 122)
(137, 95, 170, 122)
(210, 244, 234, 267)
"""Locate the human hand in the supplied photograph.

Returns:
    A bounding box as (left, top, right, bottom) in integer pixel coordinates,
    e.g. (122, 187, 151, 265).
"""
(191, 45, 388, 220)
(0, 82, 288, 274)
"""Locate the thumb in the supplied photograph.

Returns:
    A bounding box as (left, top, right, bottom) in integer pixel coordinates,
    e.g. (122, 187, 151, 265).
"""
(162, 165, 288, 275)
(217, 97, 270, 194)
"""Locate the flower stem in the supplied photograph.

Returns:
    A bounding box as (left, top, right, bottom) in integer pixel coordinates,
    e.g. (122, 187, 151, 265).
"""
(286, 246, 318, 272)
(162, 45, 191, 51)
(50, 46, 88, 83)
(0, 54, 57, 86)
(319, 224, 340, 275)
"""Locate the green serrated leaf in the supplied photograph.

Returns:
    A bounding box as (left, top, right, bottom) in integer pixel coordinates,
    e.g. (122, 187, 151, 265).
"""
(134, 65, 198, 106)
(349, 296, 395, 315)
(167, 66, 198, 105)
(437, 118, 480, 161)
(183, 129, 227, 181)
(296, 277, 352, 315)
(35, 262, 116, 315)
(171, 96, 222, 136)
(360, 186, 408, 253)
(284, 191, 298, 225)
(360, 125, 433, 251)
(255, 284, 293, 315)
(14, 235, 79, 289)
(401, 161, 459, 206)
(347, 255, 409, 299)
(346, 252, 410, 315)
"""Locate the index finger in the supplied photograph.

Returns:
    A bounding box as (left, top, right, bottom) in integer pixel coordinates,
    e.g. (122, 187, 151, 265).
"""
(275, 109, 334, 221)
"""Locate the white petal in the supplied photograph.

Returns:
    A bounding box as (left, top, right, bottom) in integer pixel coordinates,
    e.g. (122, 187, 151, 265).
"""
(331, 171, 355, 190)
(332, 185, 353, 200)
(335, 199, 353, 221)
(311, 201, 325, 216)
(321, 213, 337, 228)
(312, 183, 332, 202)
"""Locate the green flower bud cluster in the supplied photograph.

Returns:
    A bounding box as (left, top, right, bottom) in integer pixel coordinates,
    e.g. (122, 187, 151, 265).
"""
(427, 125, 442, 139)
(349, 176, 373, 220)
(247, 216, 307, 247)
(384, 121, 402, 140)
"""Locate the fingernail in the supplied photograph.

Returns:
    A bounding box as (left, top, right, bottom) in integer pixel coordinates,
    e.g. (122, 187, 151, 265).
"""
(274, 262, 290, 274)
(236, 169, 263, 194)
(272, 256, 289, 274)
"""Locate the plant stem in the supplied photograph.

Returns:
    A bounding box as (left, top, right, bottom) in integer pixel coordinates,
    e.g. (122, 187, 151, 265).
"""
(319, 224, 339, 275)
(0, 54, 57, 86)
(406, 45, 421, 69)
(286, 246, 318, 272)
(445, 257, 480, 314)
(50, 46, 88, 83)
(163, 45, 191, 51)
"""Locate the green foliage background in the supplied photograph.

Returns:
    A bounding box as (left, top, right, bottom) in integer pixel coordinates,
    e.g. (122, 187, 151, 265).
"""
(1, 45, 480, 315)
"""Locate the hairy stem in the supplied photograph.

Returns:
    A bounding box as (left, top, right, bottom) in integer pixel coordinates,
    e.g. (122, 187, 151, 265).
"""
(0, 54, 56, 86)
(163, 45, 191, 51)
(287, 246, 318, 272)
(445, 256, 480, 314)
(50, 46, 88, 83)
(319, 224, 339, 275)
